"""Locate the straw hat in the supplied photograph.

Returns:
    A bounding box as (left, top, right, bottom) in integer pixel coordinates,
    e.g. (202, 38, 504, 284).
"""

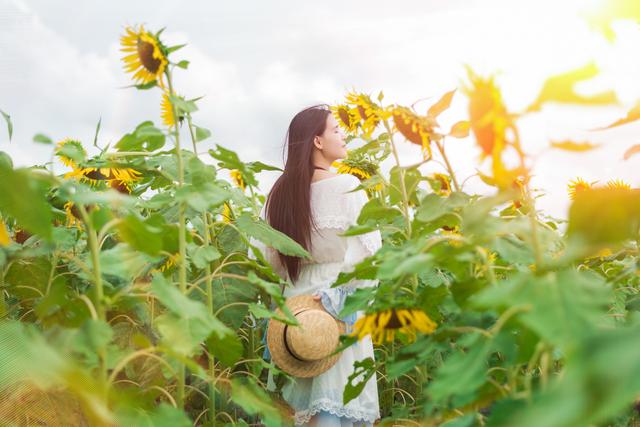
(267, 294, 346, 378)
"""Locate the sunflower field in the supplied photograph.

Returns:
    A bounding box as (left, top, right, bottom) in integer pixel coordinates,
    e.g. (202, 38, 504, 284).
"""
(0, 19, 639, 427)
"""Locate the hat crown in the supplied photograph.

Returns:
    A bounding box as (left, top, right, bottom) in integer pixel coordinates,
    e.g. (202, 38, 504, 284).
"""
(286, 309, 340, 361)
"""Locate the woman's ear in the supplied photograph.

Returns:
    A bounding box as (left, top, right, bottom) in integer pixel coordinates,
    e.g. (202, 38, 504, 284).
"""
(314, 136, 321, 150)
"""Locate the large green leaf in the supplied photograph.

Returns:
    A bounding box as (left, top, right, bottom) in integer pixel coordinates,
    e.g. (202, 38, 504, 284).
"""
(0, 163, 52, 240)
(96, 243, 156, 281)
(116, 403, 192, 427)
(237, 213, 310, 259)
(175, 182, 231, 212)
(115, 121, 165, 152)
(389, 165, 421, 206)
(428, 333, 493, 407)
(151, 274, 234, 356)
(230, 379, 283, 427)
(488, 323, 640, 427)
(473, 269, 613, 351)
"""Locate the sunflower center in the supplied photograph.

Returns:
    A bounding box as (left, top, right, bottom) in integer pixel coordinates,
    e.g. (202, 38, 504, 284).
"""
(137, 39, 161, 73)
(386, 311, 403, 329)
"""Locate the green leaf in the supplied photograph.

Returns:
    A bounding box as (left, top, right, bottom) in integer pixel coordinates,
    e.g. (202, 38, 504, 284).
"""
(116, 403, 192, 427)
(0, 151, 13, 169)
(175, 182, 231, 212)
(389, 166, 421, 206)
(97, 243, 156, 281)
(343, 357, 376, 404)
(167, 43, 187, 54)
(378, 253, 434, 280)
(0, 164, 52, 240)
(93, 117, 102, 147)
(246, 270, 284, 304)
(189, 244, 221, 269)
(206, 331, 243, 368)
(473, 269, 613, 350)
(248, 302, 298, 325)
(0, 320, 69, 387)
(230, 379, 283, 427)
(428, 333, 492, 407)
(0, 109, 12, 142)
(492, 235, 535, 265)
(56, 140, 86, 163)
(133, 80, 157, 90)
(168, 95, 198, 115)
(117, 214, 165, 256)
(175, 60, 190, 69)
(237, 213, 310, 259)
(32, 133, 53, 144)
(71, 319, 113, 370)
(115, 121, 166, 152)
(151, 274, 234, 356)
(194, 125, 211, 142)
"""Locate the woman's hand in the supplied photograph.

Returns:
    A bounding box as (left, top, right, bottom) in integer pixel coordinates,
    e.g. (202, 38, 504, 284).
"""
(312, 293, 322, 301)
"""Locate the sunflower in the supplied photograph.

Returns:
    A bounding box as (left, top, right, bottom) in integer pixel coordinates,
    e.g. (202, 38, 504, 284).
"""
(55, 138, 87, 169)
(429, 173, 452, 196)
(331, 104, 359, 133)
(392, 106, 434, 159)
(221, 202, 233, 223)
(344, 92, 388, 138)
(462, 66, 511, 160)
(567, 177, 592, 200)
(64, 166, 142, 193)
(230, 170, 246, 191)
(120, 25, 168, 88)
(63, 202, 84, 230)
(606, 178, 631, 190)
(333, 158, 383, 192)
(350, 308, 437, 345)
(160, 92, 179, 128)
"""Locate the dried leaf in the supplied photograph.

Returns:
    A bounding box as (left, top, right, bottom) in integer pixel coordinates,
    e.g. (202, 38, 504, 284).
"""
(428, 89, 456, 118)
(527, 63, 619, 112)
(623, 144, 640, 161)
(550, 140, 601, 152)
(448, 121, 470, 138)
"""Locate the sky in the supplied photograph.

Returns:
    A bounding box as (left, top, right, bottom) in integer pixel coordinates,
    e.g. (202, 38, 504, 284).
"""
(1, 0, 638, 220)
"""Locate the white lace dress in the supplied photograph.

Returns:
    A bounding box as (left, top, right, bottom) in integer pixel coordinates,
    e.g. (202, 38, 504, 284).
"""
(248, 174, 382, 426)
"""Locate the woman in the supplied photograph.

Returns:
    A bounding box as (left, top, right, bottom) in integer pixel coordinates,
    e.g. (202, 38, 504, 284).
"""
(248, 104, 382, 426)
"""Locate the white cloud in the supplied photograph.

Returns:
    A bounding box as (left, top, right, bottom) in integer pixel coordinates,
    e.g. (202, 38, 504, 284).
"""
(1, 0, 638, 220)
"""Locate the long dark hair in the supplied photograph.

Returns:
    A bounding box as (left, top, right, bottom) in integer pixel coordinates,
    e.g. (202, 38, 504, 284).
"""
(264, 104, 331, 283)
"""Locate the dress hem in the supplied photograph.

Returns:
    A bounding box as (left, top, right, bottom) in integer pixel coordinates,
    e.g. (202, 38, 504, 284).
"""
(293, 398, 379, 426)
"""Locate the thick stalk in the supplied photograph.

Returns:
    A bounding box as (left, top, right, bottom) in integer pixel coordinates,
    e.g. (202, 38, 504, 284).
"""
(166, 68, 188, 409)
(78, 204, 107, 394)
(186, 114, 217, 423)
(382, 119, 412, 239)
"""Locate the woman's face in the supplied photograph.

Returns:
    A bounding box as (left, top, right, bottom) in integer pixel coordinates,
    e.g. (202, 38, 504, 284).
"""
(314, 114, 347, 160)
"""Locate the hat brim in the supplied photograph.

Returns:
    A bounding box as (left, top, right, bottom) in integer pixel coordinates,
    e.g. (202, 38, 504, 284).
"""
(267, 294, 346, 378)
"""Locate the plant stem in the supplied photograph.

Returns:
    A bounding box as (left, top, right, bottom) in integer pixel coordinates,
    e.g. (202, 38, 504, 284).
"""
(78, 204, 107, 397)
(186, 113, 217, 423)
(382, 119, 412, 239)
(166, 67, 188, 410)
(434, 138, 461, 192)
